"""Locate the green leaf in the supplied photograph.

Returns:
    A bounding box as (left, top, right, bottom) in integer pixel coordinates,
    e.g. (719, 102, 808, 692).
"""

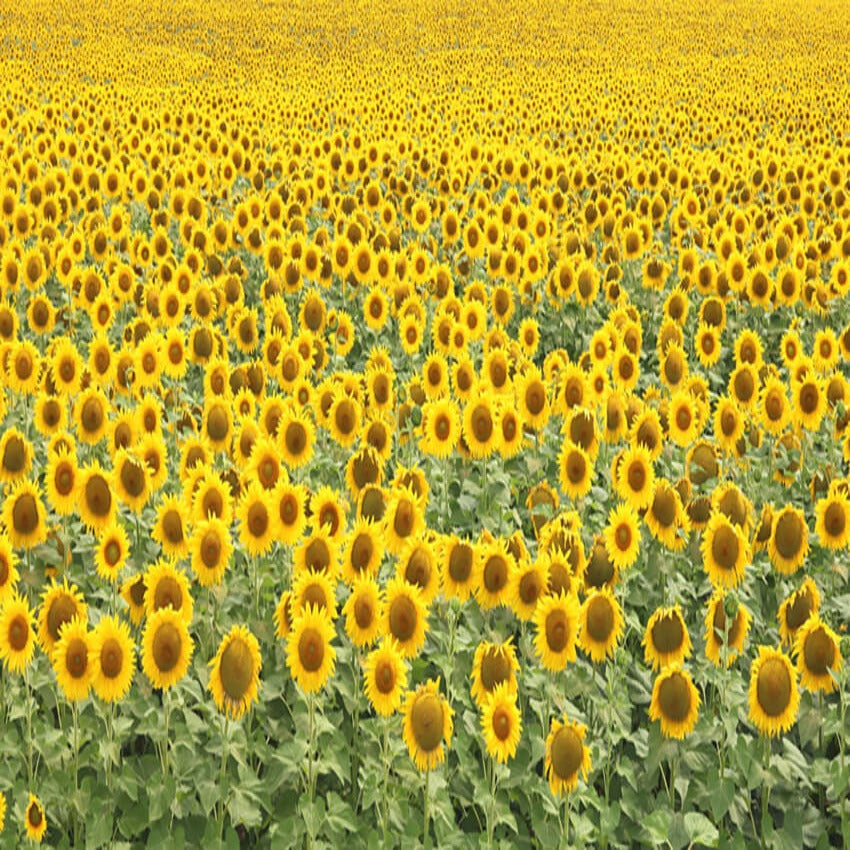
(709, 777, 736, 821)
(228, 787, 263, 828)
(684, 811, 719, 847)
(642, 808, 672, 845)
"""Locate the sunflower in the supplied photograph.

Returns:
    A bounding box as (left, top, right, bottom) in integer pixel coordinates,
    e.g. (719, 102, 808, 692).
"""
(814, 493, 850, 550)
(274, 590, 294, 640)
(0, 535, 19, 606)
(74, 386, 110, 444)
(92, 521, 130, 583)
(141, 607, 193, 691)
(649, 665, 700, 739)
(0, 426, 31, 484)
(533, 591, 580, 672)
(602, 502, 641, 570)
(470, 639, 520, 707)
(420, 399, 460, 458)
(578, 588, 624, 663)
(704, 590, 751, 666)
(384, 577, 428, 659)
(557, 440, 593, 501)
(90, 615, 136, 703)
(37, 579, 87, 655)
(308, 486, 348, 542)
(328, 391, 361, 449)
(509, 557, 548, 620)
(121, 573, 148, 625)
(794, 615, 843, 693)
(279, 409, 315, 470)
(51, 615, 93, 702)
(793, 375, 826, 432)
(383, 485, 425, 555)
(190, 515, 232, 587)
(701, 512, 749, 588)
(544, 715, 591, 796)
(759, 376, 792, 436)
(45, 449, 79, 516)
(2, 478, 47, 550)
(644, 478, 689, 551)
(33, 393, 66, 437)
(768, 505, 809, 575)
(643, 605, 692, 671)
(364, 637, 408, 716)
(145, 560, 194, 624)
(0, 592, 36, 674)
(294, 527, 339, 577)
(209, 625, 262, 720)
(463, 393, 499, 459)
(292, 567, 338, 619)
(343, 577, 384, 648)
(402, 678, 454, 771)
(25, 794, 47, 843)
(78, 462, 117, 533)
(615, 444, 655, 510)
(748, 646, 800, 737)
(340, 519, 384, 583)
(440, 536, 477, 602)
(481, 683, 522, 764)
(272, 480, 308, 545)
(286, 603, 336, 694)
(516, 367, 550, 431)
(474, 539, 514, 610)
(236, 482, 276, 557)
(397, 540, 440, 605)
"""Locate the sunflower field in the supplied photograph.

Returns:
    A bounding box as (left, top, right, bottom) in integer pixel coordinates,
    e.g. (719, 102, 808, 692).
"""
(0, 0, 849, 846)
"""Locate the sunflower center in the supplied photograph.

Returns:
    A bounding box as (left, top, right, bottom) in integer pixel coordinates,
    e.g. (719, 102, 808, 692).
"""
(651, 613, 684, 654)
(101, 638, 123, 678)
(471, 404, 493, 443)
(775, 513, 804, 559)
(82, 398, 104, 433)
(567, 451, 587, 484)
(658, 672, 692, 721)
(502, 413, 517, 442)
(803, 627, 835, 675)
(42, 399, 61, 427)
(786, 591, 814, 630)
(129, 578, 147, 608)
(56, 464, 75, 495)
(651, 489, 677, 528)
(614, 523, 632, 551)
(207, 406, 229, 441)
(2, 436, 25, 472)
(435, 414, 450, 440)
(285, 422, 307, 456)
(712, 604, 741, 645)
(526, 382, 545, 416)
(757, 657, 792, 717)
(393, 498, 415, 538)
(15, 351, 33, 380)
(799, 383, 818, 414)
(711, 524, 739, 570)
(483, 555, 507, 594)
(519, 570, 542, 605)
(12, 493, 38, 535)
(65, 636, 88, 678)
(298, 627, 325, 672)
(627, 463, 645, 493)
(152, 622, 181, 673)
(47, 595, 77, 642)
(248, 502, 269, 538)
(546, 608, 569, 652)
(220, 638, 254, 700)
(448, 544, 473, 583)
(28, 804, 42, 828)
(354, 596, 374, 629)
(305, 538, 330, 572)
(85, 475, 112, 517)
(162, 511, 184, 544)
(824, 502, 846, 538)
(335, 400, 355, 435)
(480, 648, 510, 690)
(586, 596, 615, 643)
(410, 692, 443, 752)
(154, 577, 183, 613)
(388, 595, 416, 642)
(550, 726, 582, 780)
(376, 659, 395, 694)
(405, 549, 431, 590)
(104, 540, 122, 566)
(120, 459, 146, 497)
(9, 615, 29, 651)
(492, 706, 512, 741)
(202, 533, 222, 568)
(585, 543, 614, 588)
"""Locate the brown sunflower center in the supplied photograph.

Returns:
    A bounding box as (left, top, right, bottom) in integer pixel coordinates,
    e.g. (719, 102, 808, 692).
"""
(120, 459, 146, 498)
(201, 532, 222, 569)
(9, 614, 29, 651)
(786, 590, 814, 630)
(471, 404, 493, 443)
(298, 627, 324, 672)
(162, 510, 184, 544)
(799, 383, 819, 414)
(28, 803, 42, 828)
(774, 512, 804, 559)
(519, 570, 543, 605)
(47, 595, 77, 642)
(803, 627, 835, 675)
(526, 382, 545, 416)
(651, 613, 684, 654)
(483, 555, 508, 594)
(657, 672, 692, 722)
(549, 726, 582, 780)
(285, 422, 307, 456)
(82, 398, 104, 433)
(335, 400, 356, 436)
(711, 524, 739, 571)
(480, 648, 510, 690)
(207, 406, 229, 441)
(376, 659, 396, 693)
(354, 595, 374, 629)
(56, 463, 75, 496)
(129, 578, 147, 608)
(410, 692, 443, 752)
(152, 622, 181, 673)
(585, 596, 614, 643)
(154, 576, 183, 613)
(100, 638, 123, 678)
(2, 436, 26, 473)
(627, 463, 645, 493)
(85, 475, 112, 517)
(220, 638, 254, 700)
(651, 488, 677, 528)
(305, 538, 330, 572)
(388, 595, 416, 642)
(566, 450, 587, 485)
(12, 493, 38, 535)
(65, 636, 88, 678)
(492, 706, 512, 741)
(824, 502, 846, 538)
(248, 502, 269, 538)
(393, 498, 415, 538)
(756, 657, 792, 717)
(448, 544, 473, 583)
(104, 540, 122, 566)
(546, 608, 569, 652)
(614, 523, 633, 551)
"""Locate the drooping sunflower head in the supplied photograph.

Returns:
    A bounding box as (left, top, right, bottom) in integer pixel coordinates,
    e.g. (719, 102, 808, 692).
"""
(470, 638, 519, 707)
(794, 615, 842, 694)
(209, 625, 262, 720)
(704, 590, 751, 666)
(38, 579, 87, 655)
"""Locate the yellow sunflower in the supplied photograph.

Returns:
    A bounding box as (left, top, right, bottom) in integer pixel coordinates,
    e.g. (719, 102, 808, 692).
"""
(814, 493, 850, 550)
(544, 715, 591, 795)
(481, 682, 522, 763)
(121, 573, 148, 626)
(383, 485, 426, 555)
(704, 590, 751, 666)
(533, 591, 580, 672)
(340, 519, 384, 583)
(25, 793, 47, 843)
(615, 444, 655, 510)
(144, 560, 194, 624)
(701, 512, 749, 588)
(602, 502, 641, 570)
(152, 495, 191, 560)
(509, 557, 549, 621)
(113, 447, 150, 513)
(363, 636, 408, 716)
(474, 539, 515, 610)
(0, 426, 31, 484)
(643, 605, 692, 671)
(649, 665, 700, 739)
(343, 577, 384, 648)
(2, 478, 48, 550)
(209, 625, 262, 719)
(286, 603, 336, 694)
(0, 592, 36, 674)
(236, 482, 277, 557)
(51, 615, 93, 702)
(557, 440, 592, 501)
(141, 607, 193, 691)
(37, 579, 87, 655)
(383, 577, 428, 659)
(291, 568, 338, 620)
(90, 615, 136, 703)
(0, 535, 19, 606)
(272, 480, 308, 546)
(469, 638, 520, 708)
(78, 462, 117, 533)
(440, 536, 477, 602)
(578, 588, 624, 663)
(402, 678, 454, 771)
(768, 505, 809, 575)
(190, 515, 232, 587)
(748, 646, 800, 737)
(794, 615, 842, 694)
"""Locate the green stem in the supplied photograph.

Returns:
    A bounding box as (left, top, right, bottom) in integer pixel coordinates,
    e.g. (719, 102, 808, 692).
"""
(443, 455, 450, 526)
(73, 701, 80, 846)
(563, 793, 572, 847)
(106, 701, 115, 794)
(218, 714, 229, 839)
(761, 737, 771, 848)
(487, 757, 497, 847)
(351, 652, 361, 812)
(381, 718, 392, 846)
(162, 689, 171, 778)
(25, 666, 33, 788)
(668, 746, 676, 812)
(423, 768, 431, 850)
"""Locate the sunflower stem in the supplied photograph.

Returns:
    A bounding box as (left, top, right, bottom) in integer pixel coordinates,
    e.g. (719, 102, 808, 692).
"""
(423, 768, 431, 850)
(106, 700, 115, 794)
(562, 793, 572, 847)
(443, 455, 450, 526)
(381, 717, 392, 845)
(350, 650, 361, 812)
(253, 555, 261, 620)
(818, 690, 825, 817)
(72, 700, 80, 846)
(162, 688, 172, 778)
(25, 666, 34, 788)
(760, 737, 772, 848)
(218, 714, 229, 839)
(487, 757, 498, 848)
(668, 745, 676, 812)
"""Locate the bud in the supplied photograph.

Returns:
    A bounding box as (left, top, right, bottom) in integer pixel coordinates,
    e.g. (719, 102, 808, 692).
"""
(724, 592, 739, 621)
(410, 405, 422, 427)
